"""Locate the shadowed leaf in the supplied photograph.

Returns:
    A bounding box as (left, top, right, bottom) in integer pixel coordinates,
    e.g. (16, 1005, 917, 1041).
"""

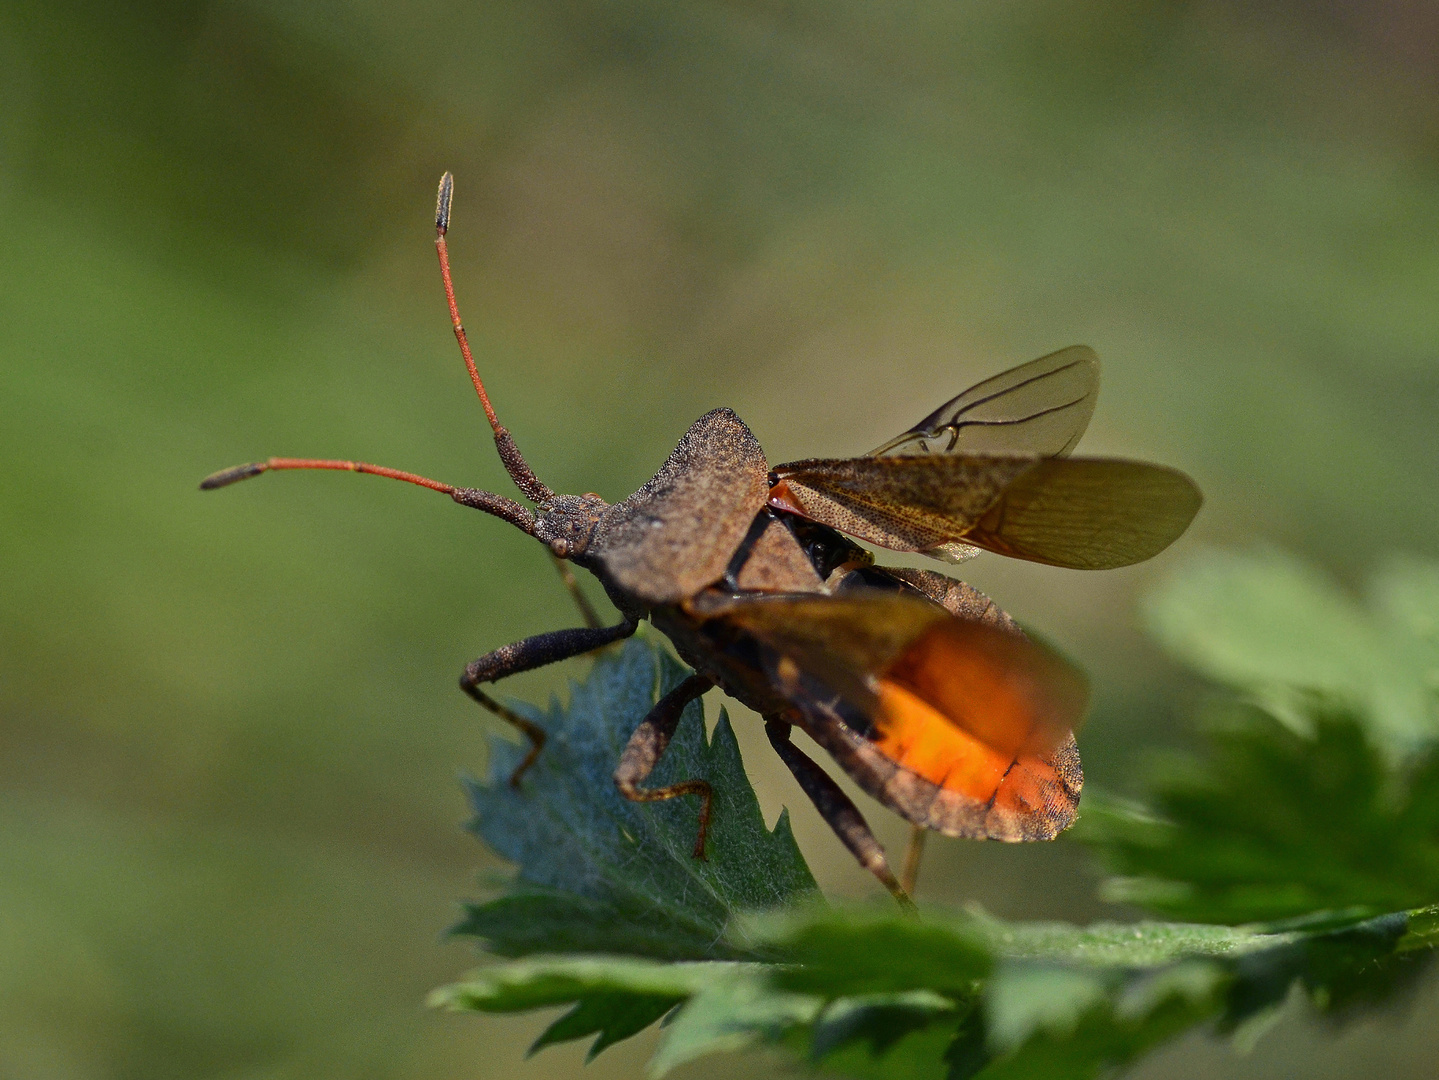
(456, 635, 819, 961)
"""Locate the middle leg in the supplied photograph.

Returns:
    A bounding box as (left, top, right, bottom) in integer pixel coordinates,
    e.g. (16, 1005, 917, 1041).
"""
(614, 674, 715, 859)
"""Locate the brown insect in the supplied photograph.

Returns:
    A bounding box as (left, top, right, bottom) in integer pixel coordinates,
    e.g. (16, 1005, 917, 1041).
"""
(202, 174, 1201, 905)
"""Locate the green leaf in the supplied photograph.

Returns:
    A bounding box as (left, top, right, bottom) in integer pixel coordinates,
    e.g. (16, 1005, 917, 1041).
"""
(1220, 910, 1420, 1022)
(429, 955, 735, 1012)
(437, 903, 1439, 1079)
(744, 906, 991, 996)
(811, 998, 970, 1080)
(729, 907, 1233, 1079)
(530, 992, 680, 1060)
(808, 991, 960, 1061)
(1077, 704, 1439, 923)
(1144, 549, 1439, 751)
(972, 959, 1221, 1080)
(962, 909, 1289, 966)
(982, 964, 1113, 1052)
(430, 955, 756, 1062)
(455, 635, 818, 961)
(649, 967, 821, 1077)
(730, 904, 1437, 1080)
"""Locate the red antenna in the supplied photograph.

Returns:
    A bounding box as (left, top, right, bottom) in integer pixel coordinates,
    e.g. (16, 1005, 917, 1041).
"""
(434, 173, 552, 505)
(198, 174, 545, 535)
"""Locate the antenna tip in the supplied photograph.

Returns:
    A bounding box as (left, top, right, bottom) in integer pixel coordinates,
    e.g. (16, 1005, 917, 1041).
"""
(436, 172, 454, 232)
(200, 462, 267, 490)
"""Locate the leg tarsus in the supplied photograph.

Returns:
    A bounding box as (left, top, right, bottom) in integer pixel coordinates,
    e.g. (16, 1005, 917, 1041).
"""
(461, 617, 639, 786)
(463, 683, 548, 787)
(765, 717, 915, 910)
(614, 674, 715, 859)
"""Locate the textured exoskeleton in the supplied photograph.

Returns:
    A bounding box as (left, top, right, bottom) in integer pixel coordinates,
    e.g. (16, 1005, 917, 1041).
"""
(203, 176, 1200, 904)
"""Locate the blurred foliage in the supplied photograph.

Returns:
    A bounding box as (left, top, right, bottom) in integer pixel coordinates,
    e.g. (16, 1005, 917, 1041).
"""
(1079, 552, 1439, 921)
(1080, 708, 1439, 923)
(1144, 550, 1439, 752)
(5, 1, 1439, 1078)
(437, 639, 1438, 1078)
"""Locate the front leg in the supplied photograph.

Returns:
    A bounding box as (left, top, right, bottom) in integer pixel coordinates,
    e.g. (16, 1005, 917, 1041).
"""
(614, 674, 715, 858)
(462, 618, 639, 786)
(765, 717, 914, 909)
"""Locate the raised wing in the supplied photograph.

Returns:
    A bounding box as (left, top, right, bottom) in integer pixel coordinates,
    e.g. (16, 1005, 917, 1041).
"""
(869, 346, 1099, 458)
(769, 455, 1201, 570)
(958, 457, 1202, 570)
(700, 590, 1086, 840)
(769, 454, 1039, 553)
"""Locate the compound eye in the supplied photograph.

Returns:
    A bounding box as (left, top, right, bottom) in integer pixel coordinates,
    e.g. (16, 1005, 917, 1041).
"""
(550, 538, 571, 558)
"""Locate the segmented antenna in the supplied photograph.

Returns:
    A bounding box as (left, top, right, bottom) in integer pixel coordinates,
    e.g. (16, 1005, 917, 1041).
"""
(434, 172, 553, 505)
(436, 171, 454, 232)
(197, 175, 550, 537)
(198, 456, 536, 533)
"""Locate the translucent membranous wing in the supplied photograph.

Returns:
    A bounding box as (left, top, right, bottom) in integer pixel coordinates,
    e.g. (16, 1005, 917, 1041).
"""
(769, 454, 1039, 553)
(770, 455, 1200, 570)
(868, 346, 1099, 459)
(700, 591, 1086, 840)
(958, 457, 1202, 570)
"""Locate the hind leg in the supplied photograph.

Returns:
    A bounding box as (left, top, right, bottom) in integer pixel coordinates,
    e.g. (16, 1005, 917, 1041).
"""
(765, 717, 913, 909)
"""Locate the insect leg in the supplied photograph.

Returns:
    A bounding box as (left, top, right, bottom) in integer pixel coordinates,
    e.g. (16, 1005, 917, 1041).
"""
(614, 674, 715, 859)
(764, 717, 914, 910)
(462, 618, 639, 786)
(900, 825, 927, 896)
(549, 552, 601, 628)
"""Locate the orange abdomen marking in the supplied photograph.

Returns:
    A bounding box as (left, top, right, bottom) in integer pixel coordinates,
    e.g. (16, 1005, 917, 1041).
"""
(872, 680, 1011, 800)
(866, 619, 1087, 806)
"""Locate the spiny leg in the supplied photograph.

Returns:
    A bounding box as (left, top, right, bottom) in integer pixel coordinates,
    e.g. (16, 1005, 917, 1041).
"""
(614, 674, 715, 859)
(549, 552, 601, 629)
(462, 618, 639, 786)
(764, 718, 914, 910)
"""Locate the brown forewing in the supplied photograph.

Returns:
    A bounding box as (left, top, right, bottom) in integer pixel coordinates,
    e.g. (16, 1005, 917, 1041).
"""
(769, 454, 1039, 551)
(694, 590, 953, 708)
(836, 565, 1022, 634)
(772, 454, 1201, 570)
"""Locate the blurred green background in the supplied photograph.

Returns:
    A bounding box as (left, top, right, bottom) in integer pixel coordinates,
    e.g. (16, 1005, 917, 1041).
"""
(3, 1, 1438, 1077)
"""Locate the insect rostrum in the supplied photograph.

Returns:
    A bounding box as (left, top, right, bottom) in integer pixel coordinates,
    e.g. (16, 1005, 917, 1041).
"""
(202, 174, 1201, 906)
